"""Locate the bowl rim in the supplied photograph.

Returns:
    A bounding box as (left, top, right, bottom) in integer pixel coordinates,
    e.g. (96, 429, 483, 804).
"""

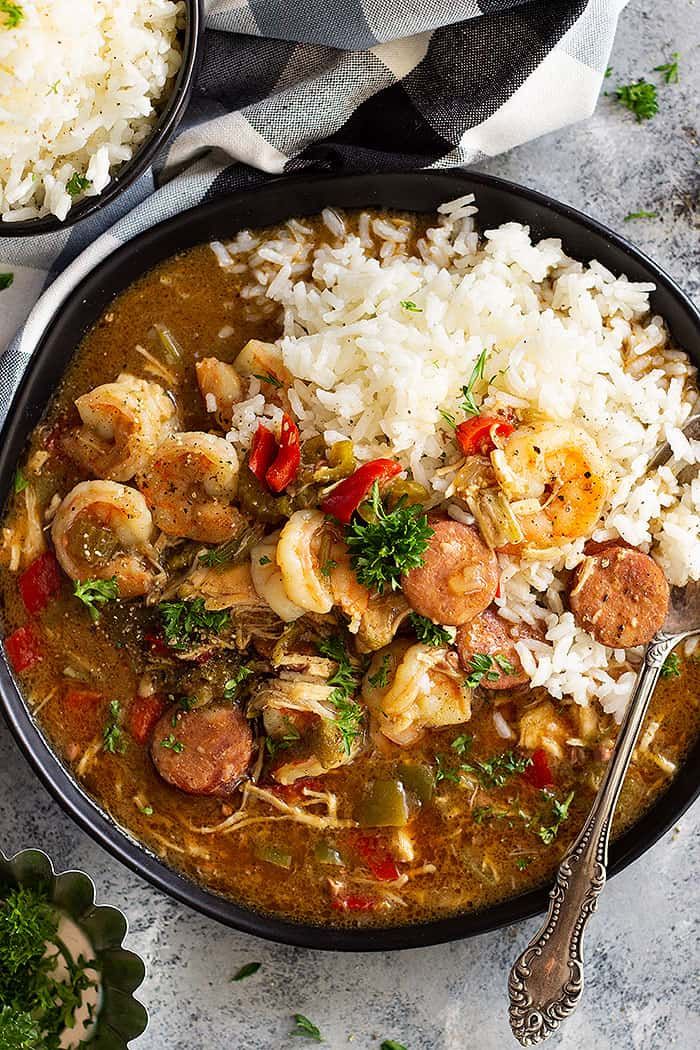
(0, 0, 204, 238)
(0, 169, 699, 951)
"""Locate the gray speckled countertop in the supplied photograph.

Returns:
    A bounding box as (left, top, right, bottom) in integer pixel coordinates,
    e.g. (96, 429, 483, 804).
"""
(1, 1, 699, 1047)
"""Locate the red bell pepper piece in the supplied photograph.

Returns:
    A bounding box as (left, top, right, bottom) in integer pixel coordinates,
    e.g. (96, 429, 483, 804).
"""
(249, 423, 278, 483)
(321, 459, 402, 525)
(265, 414, 301, 493)
(128, 694, 169, 745)
(522, 747, 554, 789)
(331, 893, 375, 912)
(144, 631, 173, 657)
(5, 624, 42, 673)
(63, 687, 103, 713)
(354, 834, 401, 882)
(455, 415, 514, 457)
(19, 551, 61, 616)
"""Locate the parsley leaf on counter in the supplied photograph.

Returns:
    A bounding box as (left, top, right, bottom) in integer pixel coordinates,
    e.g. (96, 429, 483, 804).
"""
(291, 1013, 323, 1041)
(381, 1041, 408, 1050)
(0, 272, 14, 290)
(408, 613, 454, 647)
(346, 482, 433, 593)
(614, 79, 659, 121)
(74, 576, 119, 622)
(624, 210, 658, 221)
(231, 961, 261, 981)
(653, 52, 680, 84)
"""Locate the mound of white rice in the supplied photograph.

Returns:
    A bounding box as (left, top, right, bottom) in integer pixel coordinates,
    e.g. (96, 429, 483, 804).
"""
(212, 198, 700, 721)
(0, 0, 184, 223)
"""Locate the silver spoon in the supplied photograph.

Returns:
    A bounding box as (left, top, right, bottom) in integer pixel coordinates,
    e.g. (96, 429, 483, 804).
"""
(508, 415, 700, 1046)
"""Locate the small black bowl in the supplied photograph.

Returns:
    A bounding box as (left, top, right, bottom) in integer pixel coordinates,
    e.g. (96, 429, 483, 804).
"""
(0, 171, 699, 951)
(1, 0, 204, 238)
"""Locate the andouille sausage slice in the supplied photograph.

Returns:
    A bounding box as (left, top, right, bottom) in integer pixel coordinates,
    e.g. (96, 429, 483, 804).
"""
(456, 608, 542, 689)
(151, 704, 253, 797)
(402, 519, 498, 627)
(569, 545, 669, 648)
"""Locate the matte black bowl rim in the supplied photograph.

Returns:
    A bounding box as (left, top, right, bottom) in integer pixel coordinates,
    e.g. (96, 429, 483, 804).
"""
(0, 0, 204, 238)
(0, 170, 698, 952)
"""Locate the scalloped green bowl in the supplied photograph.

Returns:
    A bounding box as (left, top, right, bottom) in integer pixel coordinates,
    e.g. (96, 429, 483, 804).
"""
(0, 848, 148, 1047)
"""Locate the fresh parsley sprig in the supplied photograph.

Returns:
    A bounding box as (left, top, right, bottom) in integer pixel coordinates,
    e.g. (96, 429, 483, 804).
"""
(158, 598, 229, 650)
(317, 636, 365, 755)
(653, 52, 680, 84)
(346, 482, 433, 594)
(614, 80, 659, 121)
(291, 1013, 322, 1041)
(73, 577, 118, 622)
(408, 612, 454, 647)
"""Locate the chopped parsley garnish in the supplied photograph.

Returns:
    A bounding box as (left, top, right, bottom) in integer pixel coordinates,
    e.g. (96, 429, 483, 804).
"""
(604, 66, 613, 78)
(438, 408, 457, 429)
(0, 272, 14, 290)
(516, 856, 532, 871)
(291, 1013, 322, 1041)
(538, 790, 575, 844)
(73, 576, 118, 623)
(381, 1042, 408, 1050)
(258, 555, 271, 566)
(0, 2, 24, 29)
(614, 80, 659, 121)
(103, 699, 125, 754)
(653, 52, 680, 84)
(464, 652, 515, 688)
(434, 754, 461, 784)
(171, 695, 196, 726)
(368, 653, 391, 689)
(451, 734, 473, 756)
(408, 612, 454, 647)
(320, 558, 337, 577)
(160, 734, 185, 753)
(0, 884, 99, 1050)
(400, 300, 422, 312)
(65, 172, 92, 197)
(346, 482, 433, 594)
(461, 750, 532, 789)
(224, 666, 253, 699)
(624, 210, 658, 221)
(265, 726, 301, 756)
(138, 804, 154, 817)
(13, 468, 28, 493)
(458, 349, 488, 417)
(158, 598, 229, 650)
(660, 652, 681, 679)
(231, 961, 261, 981)
(252, 372, 283, 388)
(317, 636, 364, 755)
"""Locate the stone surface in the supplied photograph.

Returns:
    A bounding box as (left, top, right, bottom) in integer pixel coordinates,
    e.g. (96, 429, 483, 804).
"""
(1, 1, 699, 1047)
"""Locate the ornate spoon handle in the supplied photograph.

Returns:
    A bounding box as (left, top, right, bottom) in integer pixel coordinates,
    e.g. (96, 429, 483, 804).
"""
(507, 634, 677, 1047)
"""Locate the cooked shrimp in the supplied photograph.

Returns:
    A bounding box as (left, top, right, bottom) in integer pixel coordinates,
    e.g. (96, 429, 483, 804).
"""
(250, 533, 306, 622)
(51, 480, 158, 598)
(328, 540, 410, 649)
(518, 698, 570, 760)
(491, 423, 608, 546)
(252, 675, 363, 784)
(362, 640, 472, 746)
(276, 510, 334, 615)
(195, 357, 244, 429)
(138, 432, 241, 543)
(234, 339, 292, 391)
(61, 373, 177, 482)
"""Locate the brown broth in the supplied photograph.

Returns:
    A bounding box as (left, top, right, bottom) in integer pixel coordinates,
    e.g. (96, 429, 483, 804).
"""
(1, 214, 698, 928)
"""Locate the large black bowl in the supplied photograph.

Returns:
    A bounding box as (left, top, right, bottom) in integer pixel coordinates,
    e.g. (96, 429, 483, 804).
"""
(1, 0, 203, 238)
(0, 171, 698, 950)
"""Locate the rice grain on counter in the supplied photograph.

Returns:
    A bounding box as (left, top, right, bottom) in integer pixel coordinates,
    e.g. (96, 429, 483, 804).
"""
(0, 0, 184, 222)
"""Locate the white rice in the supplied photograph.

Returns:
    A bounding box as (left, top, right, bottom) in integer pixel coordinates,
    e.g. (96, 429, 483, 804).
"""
(0, 0, 184, 222)
(212, 197, 699, 721)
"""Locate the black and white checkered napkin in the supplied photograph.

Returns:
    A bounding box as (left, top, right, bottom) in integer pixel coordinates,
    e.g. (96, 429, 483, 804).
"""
(0, 0, 625, 410)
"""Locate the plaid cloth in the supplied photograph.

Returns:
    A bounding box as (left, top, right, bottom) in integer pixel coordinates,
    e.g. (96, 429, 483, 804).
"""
(0, 0, 627, 416)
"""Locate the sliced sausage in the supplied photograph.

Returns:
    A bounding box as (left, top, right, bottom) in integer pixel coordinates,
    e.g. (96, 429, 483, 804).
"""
(151, 704, 253, 797)
(456, 607, 541, 689)
(569, 545, 669, 648)
(401, 519, 498, 626)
